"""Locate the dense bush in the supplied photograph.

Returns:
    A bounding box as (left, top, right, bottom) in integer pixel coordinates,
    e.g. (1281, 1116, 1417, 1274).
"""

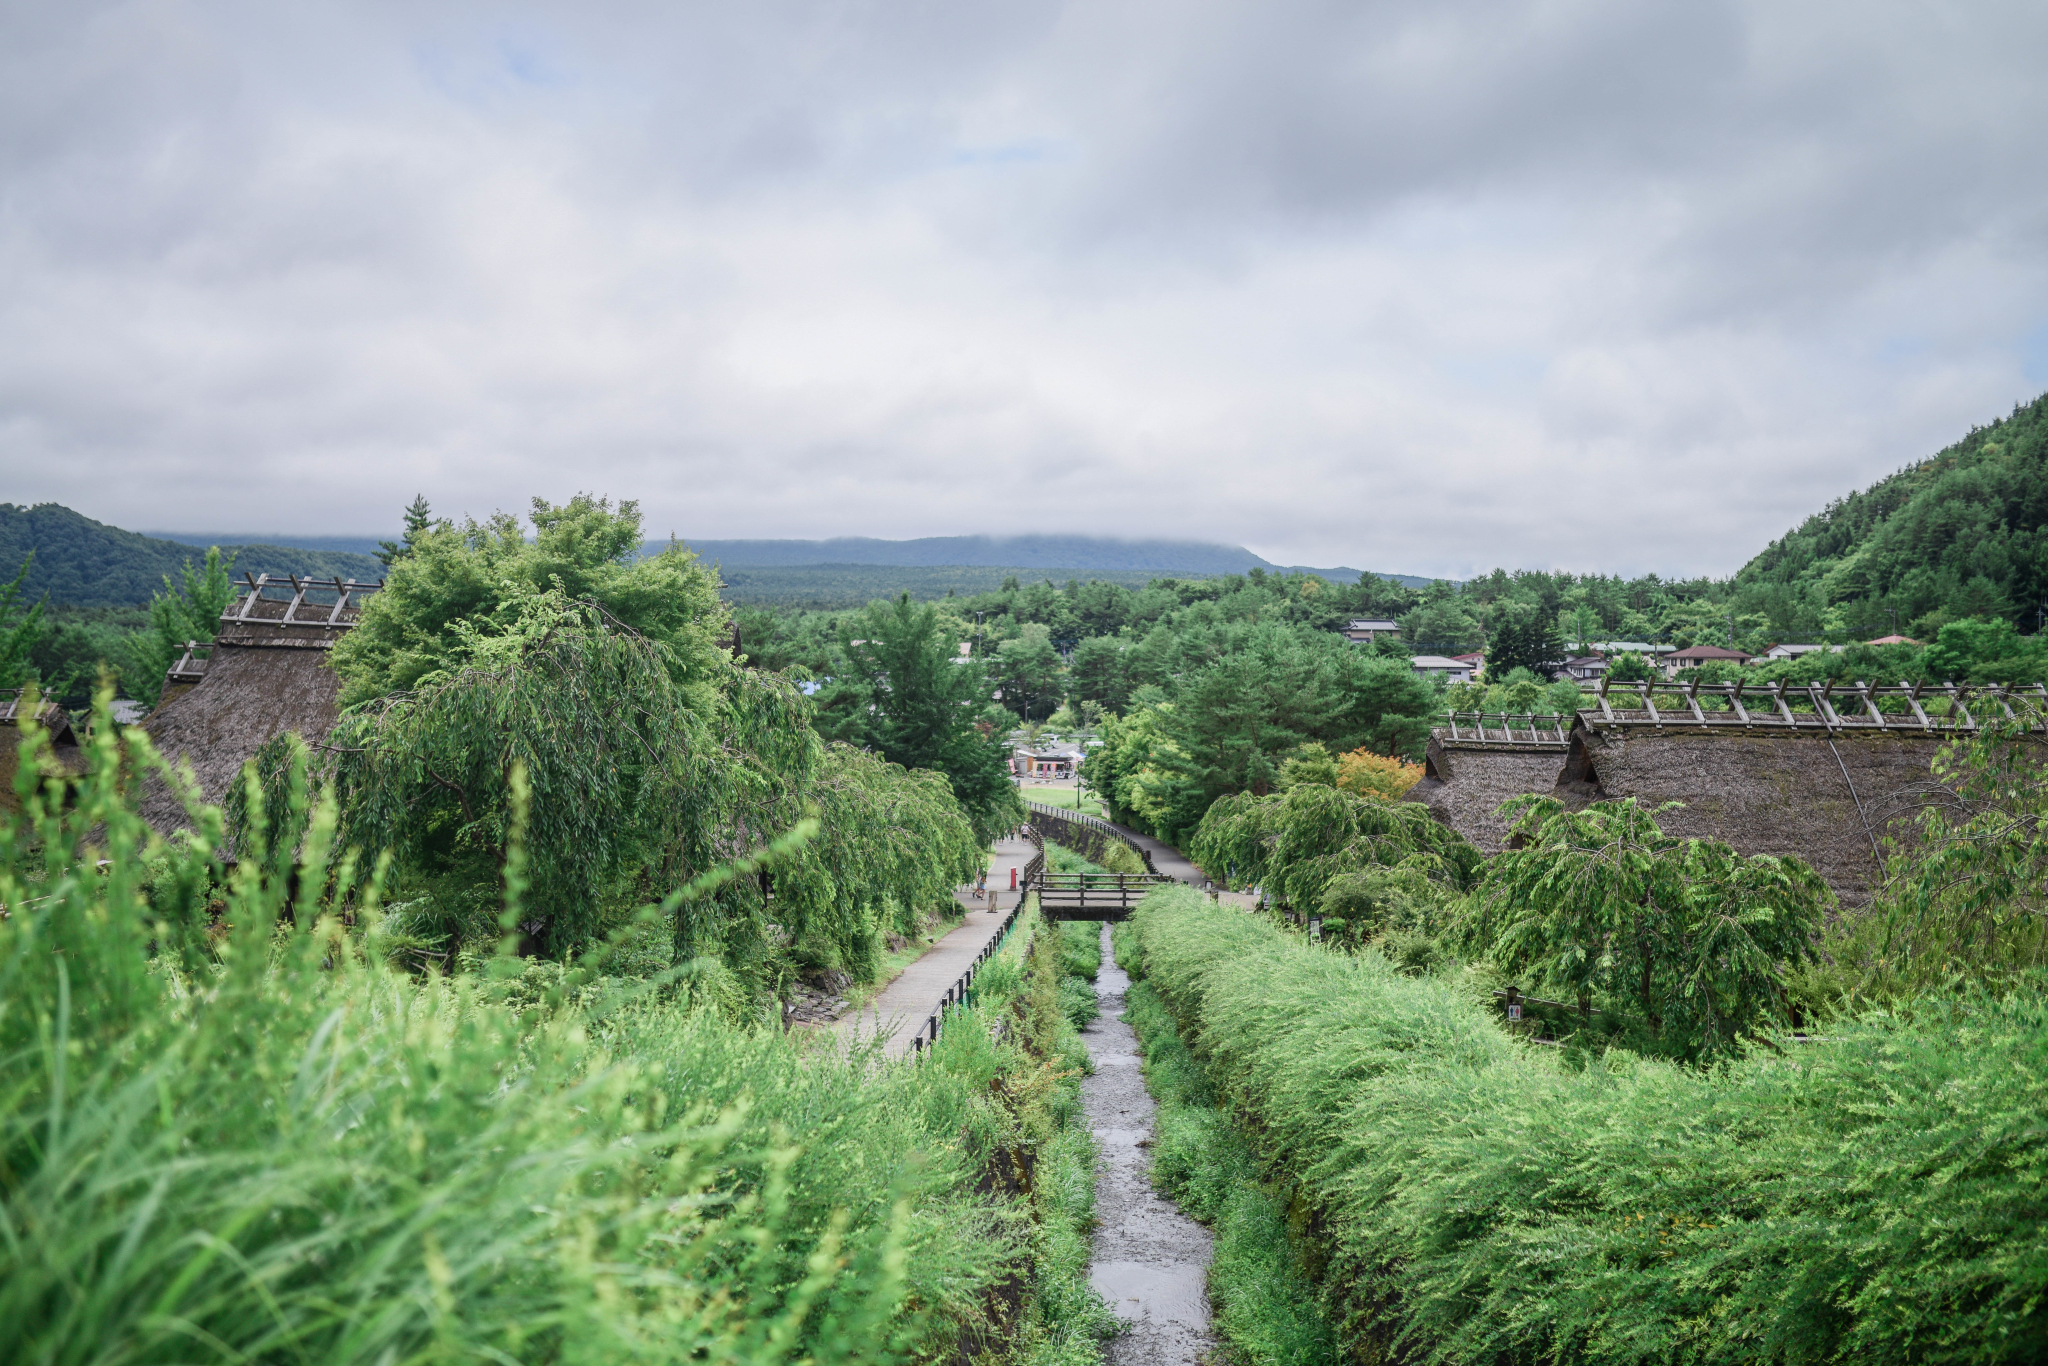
(1189, 781, 1482, 909)
(1127, 885, 2048, 1365)
(0, 702, 1106, 1365)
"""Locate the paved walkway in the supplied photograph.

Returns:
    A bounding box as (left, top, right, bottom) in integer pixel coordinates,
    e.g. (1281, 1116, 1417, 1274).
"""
(835, 834, 1038, 1058)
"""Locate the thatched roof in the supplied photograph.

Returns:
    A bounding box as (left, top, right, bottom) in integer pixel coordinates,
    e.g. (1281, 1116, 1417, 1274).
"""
(0, 690, 83, 817)
(1551, 717, 1959, 905)
(1405, 729, 1570, 853)
(139, 638, 345, 834)
(135, 574, 380, 835)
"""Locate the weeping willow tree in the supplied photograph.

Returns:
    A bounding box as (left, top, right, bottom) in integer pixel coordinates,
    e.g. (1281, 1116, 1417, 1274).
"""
(768, 744, 984, 983)
(1190, 782, 1482, 911)
(324, 605, 815, 965)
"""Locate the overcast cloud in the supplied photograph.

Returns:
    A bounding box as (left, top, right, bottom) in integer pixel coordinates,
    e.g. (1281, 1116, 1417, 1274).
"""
(3, 0, 2046, 579)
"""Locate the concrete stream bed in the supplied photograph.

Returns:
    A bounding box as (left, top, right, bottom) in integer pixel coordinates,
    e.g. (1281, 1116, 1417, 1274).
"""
(1080, 924, 1219, 1365)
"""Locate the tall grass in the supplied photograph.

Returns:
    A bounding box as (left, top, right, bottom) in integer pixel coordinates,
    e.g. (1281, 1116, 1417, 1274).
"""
(0, 699, 1108, 1365)
(1127, 884, 2048, 1365)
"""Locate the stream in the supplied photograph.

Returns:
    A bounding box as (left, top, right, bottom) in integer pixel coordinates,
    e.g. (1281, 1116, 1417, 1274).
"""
(1080, 923, 1219, 1365)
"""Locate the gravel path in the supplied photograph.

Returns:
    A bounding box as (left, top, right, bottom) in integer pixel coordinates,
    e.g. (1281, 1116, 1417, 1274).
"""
(1081, 923, 1218, 1365)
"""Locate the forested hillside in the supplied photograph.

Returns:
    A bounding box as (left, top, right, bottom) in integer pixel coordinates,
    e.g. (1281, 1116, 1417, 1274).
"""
(0, 503, 383, 606)
(1731, 391, 2048, 639)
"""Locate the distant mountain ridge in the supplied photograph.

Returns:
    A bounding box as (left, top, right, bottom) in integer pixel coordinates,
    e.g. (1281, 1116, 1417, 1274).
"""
(3, 504, 385, 607)
(667, 534, 1432, 586)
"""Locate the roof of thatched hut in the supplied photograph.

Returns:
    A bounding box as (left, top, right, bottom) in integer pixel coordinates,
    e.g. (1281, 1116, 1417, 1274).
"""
(1405, 722, 1571, 853)
(138, 574, 377, 834)
(1, 690, 83, 817)
(1552, 717, 1953, 905)
(1552, 680, 2048, 904)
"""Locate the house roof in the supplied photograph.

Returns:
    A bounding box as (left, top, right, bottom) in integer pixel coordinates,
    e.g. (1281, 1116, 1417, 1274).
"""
(1406, 732, 1571, 854)
(1865, 634, 1923, 647)
(1348, 619, 1400, 631)
(1410, 655, 1471, 670)
(1666, 645, 1751, 662)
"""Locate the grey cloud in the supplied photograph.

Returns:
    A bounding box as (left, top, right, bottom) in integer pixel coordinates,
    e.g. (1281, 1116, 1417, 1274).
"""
(1, 0, 2045, 579)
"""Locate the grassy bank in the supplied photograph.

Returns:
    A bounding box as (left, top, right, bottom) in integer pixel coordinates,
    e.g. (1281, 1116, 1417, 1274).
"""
(0, 715, 1114, 1365)
(1111, 923, 1338, 1366)
(1125, 884, 2048, 1365)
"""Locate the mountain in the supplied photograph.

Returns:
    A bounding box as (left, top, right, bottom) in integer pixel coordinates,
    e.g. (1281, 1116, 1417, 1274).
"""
(145, 531, 392, 558)
(0, 504, 386, 607)
(1732, 391, 2048, 639)
(664, 534, 1430, 586)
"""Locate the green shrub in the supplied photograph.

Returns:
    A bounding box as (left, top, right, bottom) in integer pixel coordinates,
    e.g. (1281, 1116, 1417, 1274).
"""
(0, 699, 1098, 1365)
(1128, 885, 2048, 1366)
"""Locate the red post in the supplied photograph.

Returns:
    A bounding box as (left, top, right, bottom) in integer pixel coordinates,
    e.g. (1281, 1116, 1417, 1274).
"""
(1009, 867, 1018, 890)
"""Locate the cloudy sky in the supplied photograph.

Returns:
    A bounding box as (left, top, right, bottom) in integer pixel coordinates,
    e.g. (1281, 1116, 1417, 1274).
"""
(4, 0, 2046, 579)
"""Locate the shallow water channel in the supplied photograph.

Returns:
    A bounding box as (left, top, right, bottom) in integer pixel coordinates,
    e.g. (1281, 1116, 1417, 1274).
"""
(1080, 924, 1219, 1365)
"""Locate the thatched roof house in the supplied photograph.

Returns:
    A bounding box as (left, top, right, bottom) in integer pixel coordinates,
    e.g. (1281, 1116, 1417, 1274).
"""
(1405, 713, 1572, 852)
(0, 689, 83, 817)
(140, 575, 378, 834)
(1552, 678, 2048, 904)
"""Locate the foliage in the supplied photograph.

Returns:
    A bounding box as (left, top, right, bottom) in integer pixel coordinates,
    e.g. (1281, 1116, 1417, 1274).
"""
(128, 544, 238, 703)
(0, 500, 381, 608)
(814, 592, 1024, 843)
(1111, 931, 1340, 1366)
(1315, 864, 1449, 955)
(0, 696, 1111, 1366)
(1482, 602, 1564, 678)
(1190, 783, 1482, 910)
(1278, 741, 1341, 790)
(331, 494, 730, 708)
(1476, 796, 1831, 1059)
(773, 742, 985, 983)
(1734, 390, 2048, 641)
(993, 626, 1065, 722)
(0, 552, 46, 691)
(1334, 746, 1423, 799)
(1128, 886, 2048, 1366)
(1806, 708, 2048, 1008)
(376, 492, 438, 567)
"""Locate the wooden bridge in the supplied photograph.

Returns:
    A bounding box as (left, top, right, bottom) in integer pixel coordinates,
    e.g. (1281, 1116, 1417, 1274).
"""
(1033, 871, 1175, 921)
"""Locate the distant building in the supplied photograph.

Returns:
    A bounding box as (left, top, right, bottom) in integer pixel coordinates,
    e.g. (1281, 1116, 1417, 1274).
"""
(1410, 655, 1477, 683)
(1659, 645, 1752, 677)
(1343, 619, 1401, 643)
(1586, 641, 1674, 658)
(1865, 634, 1923, 648)
(1014, 741, 1085, 780)
(1553, 655, 1608, 682)
(1761, 643, 1841, 660)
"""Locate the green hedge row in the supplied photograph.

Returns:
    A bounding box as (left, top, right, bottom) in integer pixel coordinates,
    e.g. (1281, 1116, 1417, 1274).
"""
(1126, 885, 2048, 1365)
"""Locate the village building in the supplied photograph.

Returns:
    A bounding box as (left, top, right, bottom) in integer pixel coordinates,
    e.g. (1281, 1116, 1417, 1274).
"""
(0, 689, 84, 817)
(1342, 618, 1400, 643)
(139, 574, 380, 835)
(1761, 642, 1840, 660)
(1403, 711, 1572, 852)
(1865, 634, 1923, 648)
(1659, 644, 1752, 677)
(1553, 655, 1608, 682)
(1550, 678, 2048, 904)
(1012, 740, 1085, 780)
(1409, 654, 1476, 683)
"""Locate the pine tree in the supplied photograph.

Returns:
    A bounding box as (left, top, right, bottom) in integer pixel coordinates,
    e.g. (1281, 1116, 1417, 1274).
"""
(375, 494, 436, 569)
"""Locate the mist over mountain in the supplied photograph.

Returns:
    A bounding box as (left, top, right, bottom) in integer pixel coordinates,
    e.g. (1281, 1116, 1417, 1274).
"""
(668, 534, 1430, 586)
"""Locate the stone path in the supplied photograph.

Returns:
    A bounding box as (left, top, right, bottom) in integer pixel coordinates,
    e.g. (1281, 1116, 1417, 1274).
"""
(1081, 923, 1217, 1365)
(834, 833, 1038, 1058)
